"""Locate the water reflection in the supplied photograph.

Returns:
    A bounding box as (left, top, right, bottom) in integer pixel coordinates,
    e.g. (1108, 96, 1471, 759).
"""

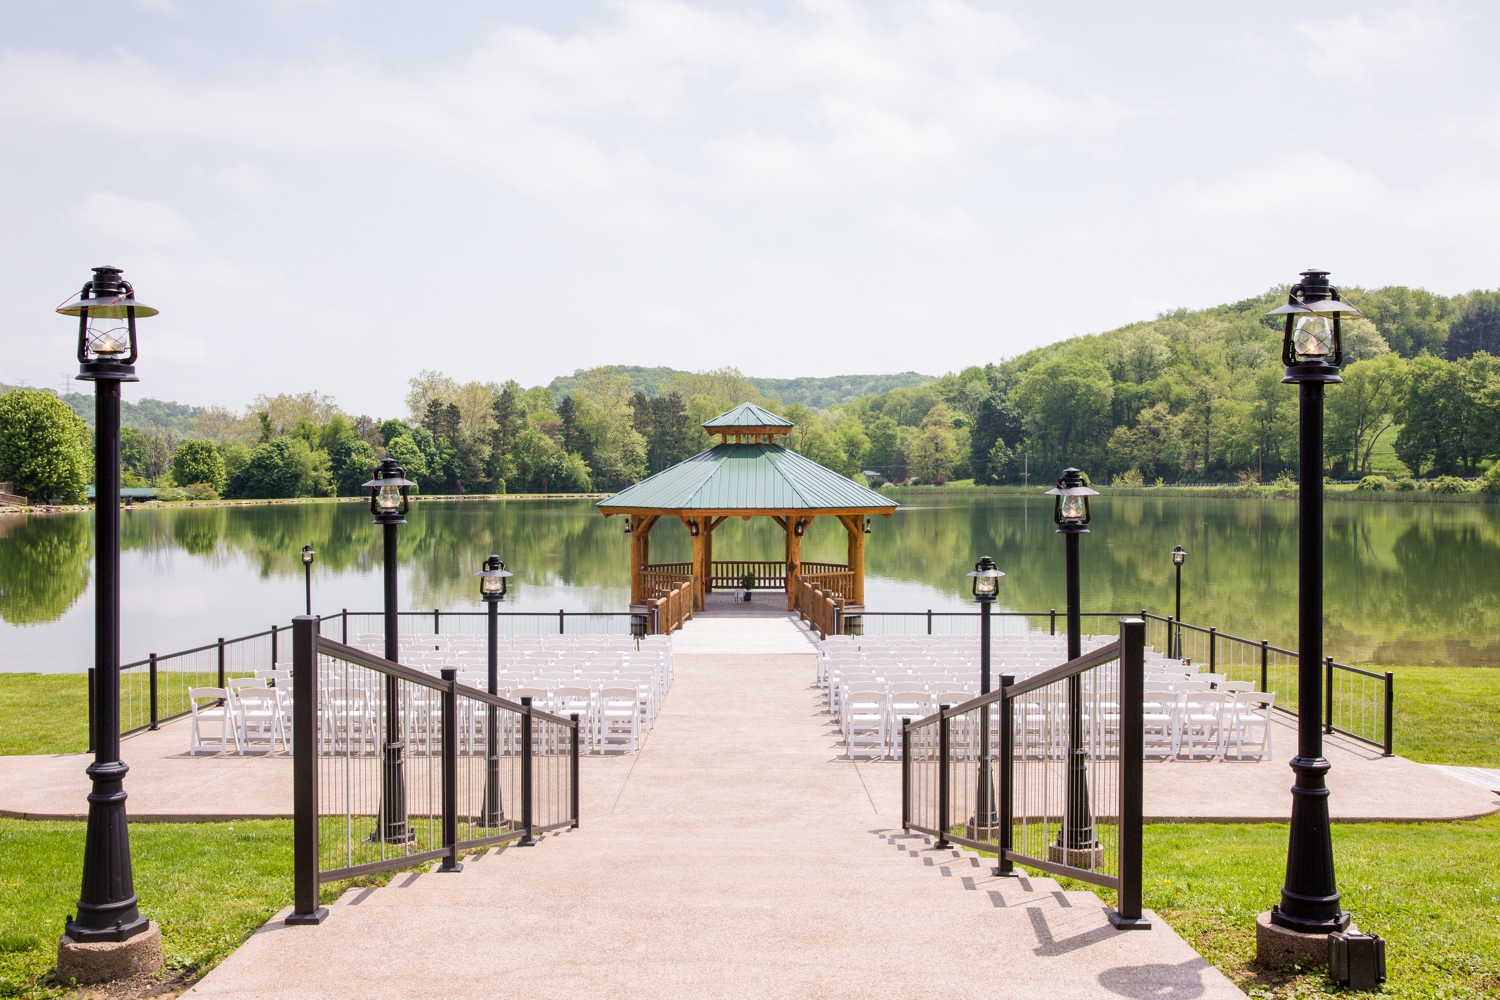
(2, 494, 1497, 670)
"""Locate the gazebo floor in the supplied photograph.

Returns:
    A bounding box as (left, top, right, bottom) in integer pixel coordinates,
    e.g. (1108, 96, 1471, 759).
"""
(693, 590, 799, 619)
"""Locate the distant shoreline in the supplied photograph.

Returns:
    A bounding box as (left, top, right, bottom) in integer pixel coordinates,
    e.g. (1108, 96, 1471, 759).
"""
(876, 483, 1498, 504)
(0, 492, 611, 516)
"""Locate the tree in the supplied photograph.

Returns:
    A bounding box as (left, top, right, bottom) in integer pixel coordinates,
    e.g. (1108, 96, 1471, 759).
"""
(329, 437, 378, 496)
(169, 440, 227, 494)
(1349, 286, 1452, 358)
(226, 437, 333, 499)
(1106, 402, 1184, 482)
(1326, 353, 1406, 474)
(900, 405, 959, 483)
(1011, 354, 1115, 467)
(1394, 354, 1500, 475)
(121, 428, 173, 483)
(1447, 295, 1500, 360)
(250, 391, 341, 437)
(865, 416, 899, 471)
(970, 389, 1022, 484)
(384, 434, 429, 487)
(0, 390, 91, 503)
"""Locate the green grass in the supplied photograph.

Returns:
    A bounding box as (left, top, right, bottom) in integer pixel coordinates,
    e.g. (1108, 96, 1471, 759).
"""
(0, 677, 87, 756)
(1389, 667, 1500, 767)
(1137, 817, 1500, 999)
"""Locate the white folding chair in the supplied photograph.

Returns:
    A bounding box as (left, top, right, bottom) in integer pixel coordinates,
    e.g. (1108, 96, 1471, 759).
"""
(597, 686, 640, 753)
(1224, 691, 1275, 760)
(188, 687, 239, 755)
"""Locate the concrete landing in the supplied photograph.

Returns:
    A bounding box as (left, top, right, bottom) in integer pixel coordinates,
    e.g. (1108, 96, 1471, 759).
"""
(186, 652, 1242, 1000)
(670, 592, 820, 655)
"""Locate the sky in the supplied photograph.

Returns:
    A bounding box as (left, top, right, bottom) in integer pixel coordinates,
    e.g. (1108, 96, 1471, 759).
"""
(1, 0, 1497, 416)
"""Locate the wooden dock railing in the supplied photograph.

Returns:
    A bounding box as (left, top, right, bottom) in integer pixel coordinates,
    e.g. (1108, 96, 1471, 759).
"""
(649, 577, 694, 635)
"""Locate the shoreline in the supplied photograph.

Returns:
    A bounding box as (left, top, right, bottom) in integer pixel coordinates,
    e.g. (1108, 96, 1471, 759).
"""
(0, 492, 611, 516)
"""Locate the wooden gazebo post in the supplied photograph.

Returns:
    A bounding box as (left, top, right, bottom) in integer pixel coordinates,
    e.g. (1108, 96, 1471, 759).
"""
(785, 515, 804, 611)
(839, 515, 866, 606)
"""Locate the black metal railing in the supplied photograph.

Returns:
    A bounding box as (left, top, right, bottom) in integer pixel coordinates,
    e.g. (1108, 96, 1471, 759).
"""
(288, 617, 578, 923)
(1141, 614, 1392, 755)
(858, 609, 1136, 638)
(901, 619, 1147, 929)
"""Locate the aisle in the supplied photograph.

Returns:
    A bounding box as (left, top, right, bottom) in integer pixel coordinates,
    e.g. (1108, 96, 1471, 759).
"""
(187, 651, 1242, 1000)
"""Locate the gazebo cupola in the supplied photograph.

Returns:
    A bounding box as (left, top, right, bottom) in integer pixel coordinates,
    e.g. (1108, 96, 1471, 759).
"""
(597, 402, 897, 626)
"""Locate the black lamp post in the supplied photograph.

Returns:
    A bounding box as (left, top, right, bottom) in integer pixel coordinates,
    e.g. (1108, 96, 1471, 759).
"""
(1171, 545, 1186, 659)
(364, 459, 415, 842)
(57, 266, 158, 949)
(1046, 468, 1102, 867)
(1264, 269, 1361, 936)
(301, 545, 315, 616)
(966, 557, 1004, 842)
(475, 555, 512, 828)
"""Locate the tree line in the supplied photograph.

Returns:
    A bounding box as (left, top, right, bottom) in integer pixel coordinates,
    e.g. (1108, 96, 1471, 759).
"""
(3, 280, 1500, 505)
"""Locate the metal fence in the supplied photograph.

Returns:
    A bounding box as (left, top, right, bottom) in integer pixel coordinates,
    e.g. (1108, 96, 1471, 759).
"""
(288, 617, 578, 924)
(1142, 614, 1392, 755)
(859, 610, 1137, 638)
(901, 619, 1147, 928)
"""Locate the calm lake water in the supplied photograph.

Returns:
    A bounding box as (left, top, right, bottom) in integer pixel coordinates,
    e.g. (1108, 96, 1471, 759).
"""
(2, 494, 1497, 672)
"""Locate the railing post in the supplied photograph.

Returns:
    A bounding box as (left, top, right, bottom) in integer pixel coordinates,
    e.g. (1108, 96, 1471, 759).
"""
(148, 654, 159, 730)
(217, 638, 226, 691)
(559, 609, 565, 635)
(87, 667, 95, 754)
(1260, 640, 1269, 693)
(1383, 672, 1394, 757)
(519, 697, 535, 846)
(1324, 656, 1334, 735)
(1050, 608, 1056, 636)
(936, 705, 951, 849)
(287, 615, 327, 924)
(1208, 627, 1217, 674)
(1166, 617, 1174, 658)
(271, 624, 278, 667)
(434, 607, 441, 635)
(901, 717, 911, 832)
(570, 713, 581, 828)
(998, 675, 1015, 877)
(341, 609, 348, 645)
(926, 609, 932, 635)
(1110, 618, 1149, 929)
(438, 669, 462, 872)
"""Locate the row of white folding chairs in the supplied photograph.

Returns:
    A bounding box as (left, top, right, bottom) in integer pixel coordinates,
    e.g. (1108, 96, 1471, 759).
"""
(1144, 689, 1276, 759)
(188, 674, 291, 755)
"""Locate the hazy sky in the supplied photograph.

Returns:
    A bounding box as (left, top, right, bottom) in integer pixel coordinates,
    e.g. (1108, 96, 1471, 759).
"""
(2, 1, 1496, 416)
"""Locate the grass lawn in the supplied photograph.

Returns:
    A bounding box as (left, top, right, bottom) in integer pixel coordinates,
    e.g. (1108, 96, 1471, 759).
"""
(1136, 816, 1500, 999)
(0, 676, 87, 756)
(1388, 667, 1500, 768)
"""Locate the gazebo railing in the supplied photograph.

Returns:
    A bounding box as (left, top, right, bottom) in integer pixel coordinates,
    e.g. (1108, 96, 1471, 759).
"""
(641, 568, 695, 601)
(801, 570, 855, 603)
(649, 578, 694, 635)
(795, 578, 843, 639)
(801, 561, 850, 575)
(709, 560, 787, 591)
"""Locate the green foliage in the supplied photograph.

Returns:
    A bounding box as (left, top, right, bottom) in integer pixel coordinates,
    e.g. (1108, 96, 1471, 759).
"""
(1395, 477, 1419, 491)
(170, 439, 227, 494)
(1394, 354, 1500, 477)
(59, 392, 203, 437)
(329, 437, 378, 497)
(1347, 285, 1453, 358)
(1012, 353, 1115, 467)
(226, 437, 333, 499)
(1446, 292, 1500, 360)
(0, 390, 91, 503)
(1482, 464, 1500, 495)
(1356, 475, 1391, 491)
(1430, 475, 1476, 494)
(120, 426, 174, 483)
(549, 366, 933, 407)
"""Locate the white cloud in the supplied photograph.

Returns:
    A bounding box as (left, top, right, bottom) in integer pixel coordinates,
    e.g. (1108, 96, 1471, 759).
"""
(207, 162, 277, 201)
(1177, 152, 1383, 219)
(1296, 7, 1448, 85)
(62, 192, 199, 250)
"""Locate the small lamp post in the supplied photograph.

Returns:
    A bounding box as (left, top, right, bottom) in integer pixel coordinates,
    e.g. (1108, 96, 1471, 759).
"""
(475, 555, 512, 828)
(57, 266, 161, 965)
(364, 459, 415, 842)
(966, 556, 1004, 844)
(1045, 468, 1102, 867)
(1261, 270, 1361, 944)
(1171, 545, 1186, 658)
(301, 545, 315, 616)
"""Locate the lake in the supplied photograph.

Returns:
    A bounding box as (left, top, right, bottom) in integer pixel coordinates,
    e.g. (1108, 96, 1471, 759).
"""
(2, 493, 1497, 671)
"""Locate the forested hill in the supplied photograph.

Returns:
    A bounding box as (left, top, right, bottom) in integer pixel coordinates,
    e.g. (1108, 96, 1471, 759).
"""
(547, 366, 932, 406)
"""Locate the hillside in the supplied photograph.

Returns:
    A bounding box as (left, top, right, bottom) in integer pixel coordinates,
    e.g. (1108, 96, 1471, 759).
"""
(547, 366, 932, 407)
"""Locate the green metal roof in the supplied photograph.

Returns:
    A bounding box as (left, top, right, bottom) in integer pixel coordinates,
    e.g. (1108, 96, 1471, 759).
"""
(598, 442, 898, 512)
(701, 402, 794, 429)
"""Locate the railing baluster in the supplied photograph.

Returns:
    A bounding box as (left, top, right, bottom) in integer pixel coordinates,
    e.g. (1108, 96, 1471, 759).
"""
(519, 697, 535, 845)
(271, 624, 278, 667)
(148, 653, 159, 731)
(936, 705, 951, 848)
(1260, 639, 1269, 693)
(1208, 627, 1216, 674)
(438, 669, 461, 872)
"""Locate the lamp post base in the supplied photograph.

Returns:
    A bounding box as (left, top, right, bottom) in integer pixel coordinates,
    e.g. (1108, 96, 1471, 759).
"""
(1048, 842, 1105, 869)
(1256, 910, 1351, 969)
(56, 921, 161, 986)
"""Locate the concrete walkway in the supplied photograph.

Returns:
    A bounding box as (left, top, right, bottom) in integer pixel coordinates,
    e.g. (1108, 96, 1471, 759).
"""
(186, 650, 1243, 1000)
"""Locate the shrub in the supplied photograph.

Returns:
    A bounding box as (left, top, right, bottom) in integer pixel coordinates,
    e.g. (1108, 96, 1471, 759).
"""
(1394, 478, 1419, 492)
(1112, 468, 1145, 488)
(1430, 476, 1475, 494)
(1271, 471, 1297, 496)
(1355, 475, 1391, 492)
(1480, 465, 1500, 495)
(0, 390, 91, 503)
(170, 440, 227, 495)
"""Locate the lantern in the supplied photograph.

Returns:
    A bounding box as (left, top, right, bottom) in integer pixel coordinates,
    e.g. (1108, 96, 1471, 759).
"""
(364, 459, 414, 521)
(1268, 269, 1362, 381)
(968, 555, 1004, 601)
(474, 554, 512, 602)
(1046, 468, 1098, 526)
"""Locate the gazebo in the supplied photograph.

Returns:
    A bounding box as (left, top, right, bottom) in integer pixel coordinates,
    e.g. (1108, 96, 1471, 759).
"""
(597, 403, 898, 633)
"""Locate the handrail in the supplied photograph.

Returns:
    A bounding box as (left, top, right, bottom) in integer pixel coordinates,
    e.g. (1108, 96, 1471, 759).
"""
(899, 618, 1147, 928)
(290, 617, 579, 924)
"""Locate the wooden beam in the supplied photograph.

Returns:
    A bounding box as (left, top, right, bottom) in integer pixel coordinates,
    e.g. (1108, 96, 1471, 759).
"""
(771, 516, 788, 530)
(709, 516, 727, 531)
